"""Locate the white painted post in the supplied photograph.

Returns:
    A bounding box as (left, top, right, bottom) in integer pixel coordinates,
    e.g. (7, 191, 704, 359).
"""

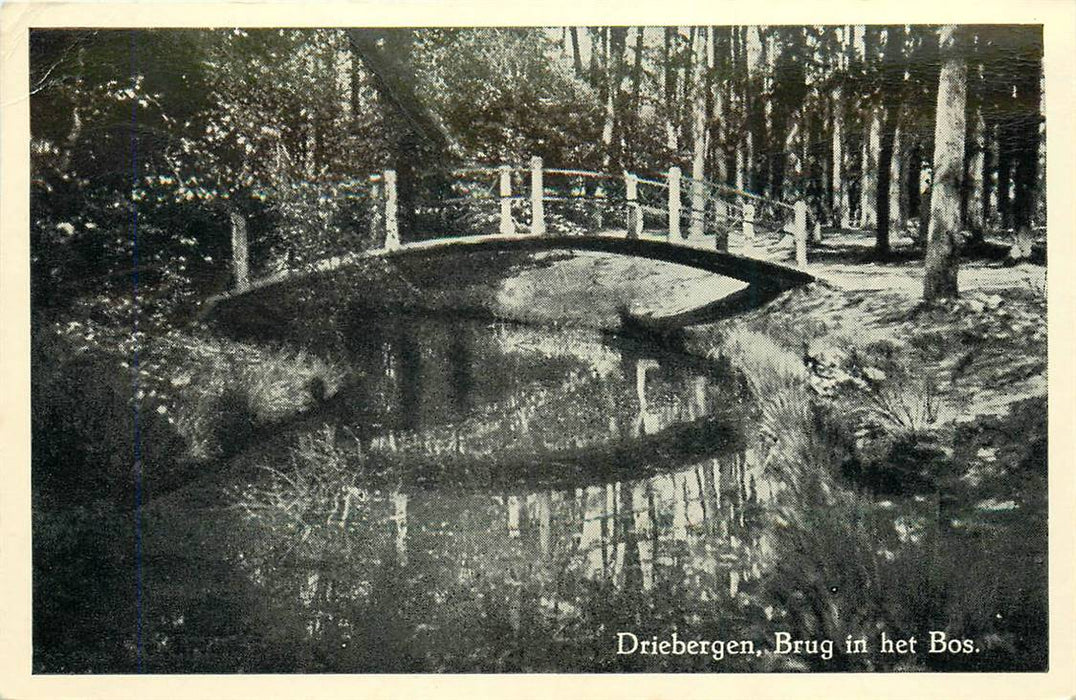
(742, 202, 755, 249)
(592, 183, 606, 232)
(794, 200, 808, 267)
(499, 165, 514, 235)
(369, 175, 384, 245)
(714, 199, 729, 252)
(625, 172, 642, 239)
(690, 178, 706, 239)
(668, 166, 681, 240)
(384, 169, 400, 250)
(530, 156, 545, 235)
(229, 210, 249, 291)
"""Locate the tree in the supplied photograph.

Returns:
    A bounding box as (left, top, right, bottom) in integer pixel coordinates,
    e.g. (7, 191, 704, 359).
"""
(923, 26, 968, 301)
(875, 26, 905, 255)
(858, 28, 881, 231)
(689, 27, 710, 238)
(829, 27, 852, 228)
(663, 27, 681, 154)
(1008, 26, 1044, 260)
(348, 29, 455, 242)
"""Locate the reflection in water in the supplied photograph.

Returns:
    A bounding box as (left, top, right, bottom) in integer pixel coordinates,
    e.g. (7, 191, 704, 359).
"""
(329, 314, 733, 463)
(170, 314, 783, 670)
(230, 450, 771, 660)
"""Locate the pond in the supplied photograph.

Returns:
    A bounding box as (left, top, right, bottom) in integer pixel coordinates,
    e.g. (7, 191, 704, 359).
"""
(130, 311, 782, 672)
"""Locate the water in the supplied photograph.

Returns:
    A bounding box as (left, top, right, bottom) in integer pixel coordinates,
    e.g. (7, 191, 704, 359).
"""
(130, 313, 780, 672)
(36, 308, 1045, 673)
(314, 313, 753, 486)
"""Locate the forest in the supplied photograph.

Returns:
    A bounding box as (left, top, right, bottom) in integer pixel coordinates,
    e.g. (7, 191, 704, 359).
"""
(29, 25, 1048, 674)
(31, 25, 1044, 312)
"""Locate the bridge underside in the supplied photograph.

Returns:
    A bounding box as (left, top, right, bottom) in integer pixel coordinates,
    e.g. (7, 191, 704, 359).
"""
(386, 233, 814, 295)
(202, 232, 814, 328)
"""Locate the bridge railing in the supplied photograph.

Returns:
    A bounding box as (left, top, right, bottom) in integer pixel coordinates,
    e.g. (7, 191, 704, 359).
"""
(678, 174, 809, 268)
(226, 159, 810, 294)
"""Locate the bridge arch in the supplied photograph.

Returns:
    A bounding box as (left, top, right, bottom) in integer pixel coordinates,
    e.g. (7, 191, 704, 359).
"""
(206, 160, 815, 324)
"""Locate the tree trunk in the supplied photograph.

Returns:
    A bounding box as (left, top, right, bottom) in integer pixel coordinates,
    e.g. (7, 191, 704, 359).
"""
(876, 112, 898, 254)
(996, 129, 1013, 230)
(690, 28, 709, 238)
(589, 27, 602, 86)
(600, 28, 616, 170)
(889, 124, 904, 230)
(898, 133, 911, 231)
(924, 26, 967, 301)
(1010, 29, 1043, 261)
(746, 26, 767, 194)
(349, 42, 363, 127)
(831, 85, 846, 227)
(918, 154, 932, 244)
(860, 108, 880, 229)
(964, 106, 986, 240)
(762, 29, 776, 198)
(711, 27, 729, 186)
(982, 121, 997, 230)
(569, 27, 584, 77)
(348, 29, 454, 241)
(876, 26, 904, 254)
(58, 44, 86, 174)
(735, 140, 746, 198)
(626, 27, 645, 168)
(664, 28, 679, 154)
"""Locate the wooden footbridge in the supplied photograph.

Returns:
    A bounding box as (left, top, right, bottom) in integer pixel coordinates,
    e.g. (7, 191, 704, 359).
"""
(212, 158, 816, 310)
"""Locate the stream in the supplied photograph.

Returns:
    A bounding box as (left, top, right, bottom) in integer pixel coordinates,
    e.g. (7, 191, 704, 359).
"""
(134, 311, 779, 672)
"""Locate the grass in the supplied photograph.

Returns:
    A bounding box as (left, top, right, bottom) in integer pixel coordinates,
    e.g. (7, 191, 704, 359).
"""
(169, 340, 347, 460)
(32, 313, 348, 508)
(694, 303, 1046, 671)
(231, 425, 371, 541)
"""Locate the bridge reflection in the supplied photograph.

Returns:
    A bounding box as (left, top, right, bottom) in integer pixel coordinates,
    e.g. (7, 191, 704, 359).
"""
(325, 316, 737, 471)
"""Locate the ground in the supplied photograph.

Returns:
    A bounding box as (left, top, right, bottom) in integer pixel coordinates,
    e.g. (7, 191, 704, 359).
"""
(705, 228, 1046, 423)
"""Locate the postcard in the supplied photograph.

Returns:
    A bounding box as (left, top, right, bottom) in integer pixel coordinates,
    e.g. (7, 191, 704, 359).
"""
(2, 2, 1073, 699)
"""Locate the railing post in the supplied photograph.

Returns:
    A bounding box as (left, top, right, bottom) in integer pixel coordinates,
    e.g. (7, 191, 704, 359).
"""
(690, 177, 705, 239)
(384, 169, 400, 251)
(229, 209, 249, 292)
(714, 199, 729, 252)
(499, 164, 514, 235)
(668, 166, 681, 240)
(369, 174, 384, 247)
(794, 199, 808, 268)
(625, 172, 642, 239)
(591, 182, 606, 232)
(742, 202, 755, 249)
(530, 156, 545, 235)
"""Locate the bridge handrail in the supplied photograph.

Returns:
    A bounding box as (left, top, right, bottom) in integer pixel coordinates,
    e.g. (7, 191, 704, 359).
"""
(220, 156, 810, 295)
(452, 165, 514, 175)
(634, 175, 669, 189)
(543, 167, 620, 180)
(679, 173, 796, 212)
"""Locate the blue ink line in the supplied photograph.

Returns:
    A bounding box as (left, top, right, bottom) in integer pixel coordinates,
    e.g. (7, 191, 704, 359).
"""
(129, 29, 144, 674)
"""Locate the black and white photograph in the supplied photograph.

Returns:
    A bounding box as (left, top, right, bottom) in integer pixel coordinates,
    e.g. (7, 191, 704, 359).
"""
(6, 7, 1072, 691)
